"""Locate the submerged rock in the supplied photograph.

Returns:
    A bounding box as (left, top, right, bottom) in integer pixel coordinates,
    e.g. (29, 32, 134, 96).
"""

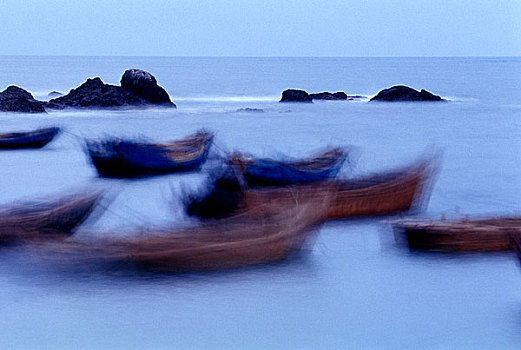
(46, 69, 175, 110)
(280, 89, 312, 103)
(0, 86, 46, 113)
(309, 91, 347, 100)
(370, 85, 444, 102)
(235, 108, 264, 113)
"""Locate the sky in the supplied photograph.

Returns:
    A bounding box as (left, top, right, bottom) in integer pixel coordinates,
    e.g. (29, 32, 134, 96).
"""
(1, 0, 520, 57)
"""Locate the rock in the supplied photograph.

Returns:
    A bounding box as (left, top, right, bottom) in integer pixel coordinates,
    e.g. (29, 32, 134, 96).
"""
(120, 69, 173, 105)
(46, 70, 176, 110)
(0, 86, 46, 113)
(235, 108, 264, 113)
(48, 91, 63, 97)
(280, 89, 312, 103)
(309, 91, 348, 100)
(370, 85, 444, 102)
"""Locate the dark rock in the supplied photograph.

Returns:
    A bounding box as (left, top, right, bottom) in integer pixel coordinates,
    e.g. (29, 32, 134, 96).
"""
(120, 69, 173, 105)
(46, 70, 176, 110)
(309, 91, 348, 100)
(46, 78, 139, 109)
(48, 91, 63, 97)
(370, 85, 444, 102)
(235, 108, 264, 113)
(280, 89, 312, 103)
(0, 86, 46, 113)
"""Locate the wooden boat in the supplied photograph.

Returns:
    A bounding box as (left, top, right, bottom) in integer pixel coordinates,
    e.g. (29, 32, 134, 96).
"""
(35, 194, 330, 272)
(510, 231, 521, 262)
(395, 217, 521, 252)
(0, 127, 60, 149)
(86, 130, 214, 178)
(237, 155, 436, 220)
(0, 189, 104, 244)
(230, 147, 347, 186)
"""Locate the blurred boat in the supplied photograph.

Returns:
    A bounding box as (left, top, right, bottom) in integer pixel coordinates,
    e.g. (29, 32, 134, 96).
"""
(188, 155, 436, 220)
(510, 231, 521, 262)
(35, 193, 330, 272)
(244, 156, 434, 219)
(0, 190, 104, 244)
(395, 217, 521, 252)
(86, 130, 213, 178)
(230, 147, 347, 186)
(0, 127, 60, 149)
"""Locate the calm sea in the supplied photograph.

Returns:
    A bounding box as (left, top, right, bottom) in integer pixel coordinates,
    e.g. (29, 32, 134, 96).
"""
(0, 57, 520, 349)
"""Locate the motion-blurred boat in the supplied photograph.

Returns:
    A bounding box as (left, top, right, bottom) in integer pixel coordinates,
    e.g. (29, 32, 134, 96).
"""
(0, 127, 60, 149)
(86, 130, 213, 178)
(187, 155, 436, 220)
(395, 217, 521, 252)
(230, 147, 347, 186)
(0, 189, 104, 244)
(34, 193, 330, 271)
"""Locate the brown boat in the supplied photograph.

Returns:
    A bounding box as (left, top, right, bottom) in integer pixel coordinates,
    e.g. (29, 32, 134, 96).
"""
(35, 193, 330, 271)
(241, 155, 436, 220)
(0, 189, 104, 244)
(510, 231, 521, 262)
(396, 217, 521, 252)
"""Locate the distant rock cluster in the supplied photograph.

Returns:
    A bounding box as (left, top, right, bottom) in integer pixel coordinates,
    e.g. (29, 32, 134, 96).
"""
(280, 86, 444, 103)
(0, 69, 175, 113)
(280, 89, 365, 103)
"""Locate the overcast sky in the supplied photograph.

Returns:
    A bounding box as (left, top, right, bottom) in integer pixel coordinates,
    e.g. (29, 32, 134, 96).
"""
(1, 0, 520, 57)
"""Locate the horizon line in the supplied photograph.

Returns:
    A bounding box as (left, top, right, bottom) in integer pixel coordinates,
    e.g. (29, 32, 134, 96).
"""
(0, 55, 519, 59)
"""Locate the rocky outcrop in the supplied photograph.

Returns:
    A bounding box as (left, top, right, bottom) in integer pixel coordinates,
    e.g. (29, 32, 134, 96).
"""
(120, 69, 172, 105)
(370, 85, 444, 102)
(46, 69, 175, 110)
(0, 86, 46, 113)
(309, 91, 347, 100)
(280, 89, 312, 103)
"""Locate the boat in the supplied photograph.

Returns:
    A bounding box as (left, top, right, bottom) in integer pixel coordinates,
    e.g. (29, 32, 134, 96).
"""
(395, 217, 521, 252)
(0, 127, 60, 149)
(510, 231, 521, 262)
(243, 155, 435, 219)
(33, 193, 330, 272)
(230, 147, 347, 186)
(0, 189, 104, 244)
(187, 155, 436, 220)
(86, 130, 214, 178)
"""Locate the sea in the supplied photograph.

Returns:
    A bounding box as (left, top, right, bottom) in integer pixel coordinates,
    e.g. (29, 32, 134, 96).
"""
(0, 56, 520, 349)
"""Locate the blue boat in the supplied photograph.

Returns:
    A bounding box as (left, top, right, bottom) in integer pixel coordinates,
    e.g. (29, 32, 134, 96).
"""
(86, 130, 214, 178)
(0, 127, 60, 149)
(230, 148, 347, 186)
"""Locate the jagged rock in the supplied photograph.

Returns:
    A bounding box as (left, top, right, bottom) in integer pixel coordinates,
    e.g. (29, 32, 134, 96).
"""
(280, 89, 312, 103)
(120, 69, 173, 105)
(48, 91, 63, 97)
(0, 86, 46, 113)
(370, 85, 444, 102)
(235, 108, 264, 113)
(46, 70, 175, 110)
(309, 91, 348, 100)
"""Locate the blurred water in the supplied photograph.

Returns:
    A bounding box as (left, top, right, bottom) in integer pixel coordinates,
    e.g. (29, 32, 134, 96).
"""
(0, 57, 520, 349)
